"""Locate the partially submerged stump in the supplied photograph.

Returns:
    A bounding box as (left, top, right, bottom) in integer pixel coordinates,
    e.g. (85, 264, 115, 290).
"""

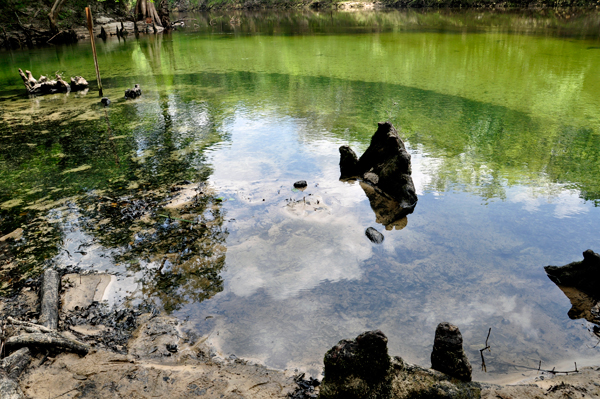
(321, 328, 479, 399)
(545, 250, 600, 327)
(320, 330, 392, 399)
(340, 122, 418, 225)
(125, 84, 142, 99)
(18, 69, 88, 95)
(70, 76, 89, 92)
(545, 249, 600, 301)
(430, 322, 472, 382)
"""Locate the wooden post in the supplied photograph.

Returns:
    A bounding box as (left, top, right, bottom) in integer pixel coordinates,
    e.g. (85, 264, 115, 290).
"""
(85, 6, 103, 97)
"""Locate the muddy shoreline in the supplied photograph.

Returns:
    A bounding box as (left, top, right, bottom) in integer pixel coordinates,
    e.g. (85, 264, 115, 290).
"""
(1, 268, 599, 399)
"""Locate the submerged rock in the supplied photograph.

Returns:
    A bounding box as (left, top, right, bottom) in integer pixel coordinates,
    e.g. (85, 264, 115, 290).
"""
(545, 249, 600, 301)
(365, 227, 384, 244)
(294, 180, 308, 189)
(125, 84, 142, 99)
(431, 322, 472, 382)
(339, 122, 417, 223)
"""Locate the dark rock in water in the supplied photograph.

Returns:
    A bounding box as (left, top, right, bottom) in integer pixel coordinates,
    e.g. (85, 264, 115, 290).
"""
(125, 84, 142, 99)
(431, 322, 472, 382)
(545, 250, 600, 301)
(320, 330, 392, 399)
(70, 76, 89, 92)
(294, 180, 308, 189)
(366, 227, 384, 244)
(100, 97, 111, 107)
(339, 122, 417, 222)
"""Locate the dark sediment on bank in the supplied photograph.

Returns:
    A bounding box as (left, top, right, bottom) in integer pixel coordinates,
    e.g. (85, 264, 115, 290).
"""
(1, 272, 599, 398)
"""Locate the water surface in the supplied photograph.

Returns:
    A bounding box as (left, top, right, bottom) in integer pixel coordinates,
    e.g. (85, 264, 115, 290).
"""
(1, 8, 600, 382)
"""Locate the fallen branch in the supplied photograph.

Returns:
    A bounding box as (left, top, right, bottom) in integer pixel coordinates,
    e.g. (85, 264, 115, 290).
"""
(0, 369, 24, 399)
(6, 317, 54, 334)
(5, 332, 90, 356)
(537, 360, 579, 375)
(0, 348, 31, 379)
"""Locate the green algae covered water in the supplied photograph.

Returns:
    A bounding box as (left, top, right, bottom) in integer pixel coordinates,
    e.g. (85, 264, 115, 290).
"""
(1, 8, 600, 382)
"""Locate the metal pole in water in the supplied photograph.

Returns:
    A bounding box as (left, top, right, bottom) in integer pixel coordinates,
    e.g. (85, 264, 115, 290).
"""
(85, 6, 103, 97)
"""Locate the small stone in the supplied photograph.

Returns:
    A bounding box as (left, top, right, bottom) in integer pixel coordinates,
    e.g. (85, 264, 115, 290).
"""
(431, 322, 472, 382)
(365, 227, 384, 244)
(100, 97, 111, 106)
(293, 180, 308, 189)
(166, 343, 178, 353)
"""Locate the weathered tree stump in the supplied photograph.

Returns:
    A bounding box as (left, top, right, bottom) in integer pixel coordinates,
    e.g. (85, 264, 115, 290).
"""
(18, 69, 88, 95)
(125, 84, 142, 98)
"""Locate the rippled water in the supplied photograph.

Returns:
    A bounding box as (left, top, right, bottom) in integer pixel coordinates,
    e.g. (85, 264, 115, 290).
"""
(1, 8, 600, 382)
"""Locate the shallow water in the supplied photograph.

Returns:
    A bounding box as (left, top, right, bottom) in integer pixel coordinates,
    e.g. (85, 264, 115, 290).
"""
(1, 8, 600, 382)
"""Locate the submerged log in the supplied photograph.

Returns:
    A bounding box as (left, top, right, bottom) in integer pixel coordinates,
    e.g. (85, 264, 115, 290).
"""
(39, 269, 59, 330)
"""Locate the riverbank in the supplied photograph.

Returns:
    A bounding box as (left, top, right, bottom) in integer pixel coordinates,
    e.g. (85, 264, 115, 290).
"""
(1, 273, 598, 399)
(2, 0, 600, 50)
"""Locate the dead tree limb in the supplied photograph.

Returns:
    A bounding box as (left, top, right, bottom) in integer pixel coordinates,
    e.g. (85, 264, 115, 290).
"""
(537, 360, 579, 375)
(39, 269, 60, 330)
(1, 348, 31, 379)
(5, 333, 90, 356)
(0, 369, 24, 399)
(6, 317, 53, 334)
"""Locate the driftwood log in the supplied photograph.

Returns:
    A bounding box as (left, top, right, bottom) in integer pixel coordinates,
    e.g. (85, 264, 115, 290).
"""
(1, 348, 31, 380)
(18, 69, 88, 95)
(39, 269, 59, 330)
(0, 369, 24, 399)
(0, 348, 30, 399)
(5, 332, 90, 356)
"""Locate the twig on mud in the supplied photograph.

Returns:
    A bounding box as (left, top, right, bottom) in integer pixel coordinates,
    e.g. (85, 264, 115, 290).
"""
(537, 360, 579, 375)
(480, 327, 491, 372)
(50, 384, 81, 399)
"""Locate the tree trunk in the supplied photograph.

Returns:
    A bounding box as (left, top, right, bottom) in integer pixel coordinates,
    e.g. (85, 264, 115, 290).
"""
(158, 0, 170, 28)
(135, 0, 163, 27)
(48, 0, 68, 34)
